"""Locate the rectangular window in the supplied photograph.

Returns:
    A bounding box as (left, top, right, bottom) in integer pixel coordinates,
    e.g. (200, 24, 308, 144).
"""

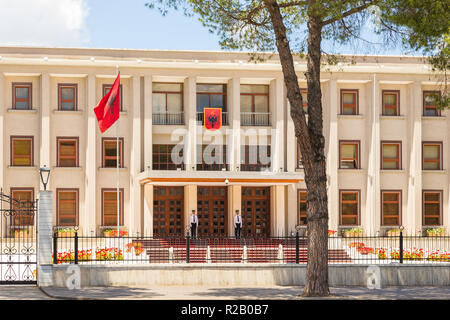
(381, 141, 401, 170)
(196, 144, 227, 171)
(102, 189, 124, 226)
(422, 142, 442, 170)
(152, 83, 183, 125)
(57, 189, 78, 226)
(58, 84, 77, 110)
(339, 141, 360, 169)
(300, 89, 308, 114)
(298, 190, 307, 226)
(11, 136, 33, 166)
(196, 84, 227, 125)
(423, 191, 442, 226)
(102, 138, 123, 168)
(240, 85, 269, 126)
(381, 191, 401, 226)
(103, 84, 123, 111)
(13, 83, 32, 110)
(57, 137, 78, 167)
(382, 90, 400, 116)
(423, 91, 441, 116)
(10, 188, 34, 226)
(339, 190, 360, 225)
(152, 144, 184, 170)
(240, 145, 271, 171)
(340, 90, 358, 115)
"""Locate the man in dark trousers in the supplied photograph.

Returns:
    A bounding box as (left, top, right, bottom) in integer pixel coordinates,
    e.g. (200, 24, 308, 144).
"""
(234, 210, 242, 239)
(190, 210, 198, 239)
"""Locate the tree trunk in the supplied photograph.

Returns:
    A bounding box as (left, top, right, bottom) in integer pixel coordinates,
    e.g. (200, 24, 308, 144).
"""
(264, 0, 329, 297)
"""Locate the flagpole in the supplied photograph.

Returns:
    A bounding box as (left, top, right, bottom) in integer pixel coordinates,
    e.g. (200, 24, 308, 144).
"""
(116, 65, 120, 237)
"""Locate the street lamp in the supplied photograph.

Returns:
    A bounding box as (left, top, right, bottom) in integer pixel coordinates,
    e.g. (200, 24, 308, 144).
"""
(39, 165, 51, 191)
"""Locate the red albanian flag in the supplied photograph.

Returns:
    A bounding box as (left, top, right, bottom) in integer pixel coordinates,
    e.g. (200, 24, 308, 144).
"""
(94, 72, 120, 133)
(204, 108, 222, 131)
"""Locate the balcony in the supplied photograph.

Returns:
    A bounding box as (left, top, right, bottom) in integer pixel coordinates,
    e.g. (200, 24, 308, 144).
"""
(152, 112, 184, 125)
(197, 112, 229, 126)
(240, 112, 272, 126)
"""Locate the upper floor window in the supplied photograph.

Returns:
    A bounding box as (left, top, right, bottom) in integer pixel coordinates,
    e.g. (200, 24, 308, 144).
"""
(102, 138, 123, 168)
(423, 91, 441, 116)
(58, 84, 77, 111)
(196, 84, 227, 125)
(11, 136, 33, 166)
(423, 191, 442, 226)
(103, 84, 123, 111)
(381, 141, 401, 170)
(240, 85, 269, 126)
(57, 137, 78, 167)
(57, 189, 79, 226)
(152, 144, 184, 170)
(381, 191, 401, 226)
(422, 142, 442, 170)
(382, 90, 400, 116)
(300, 89, 308, 114)
(196, 144, 227, 171)
(339, 140, 360, 169)
(152, 83, 183, 125)
(13, 83, 32, 110)
(340, 90, 358, 115)
(240, 145, 271, 171)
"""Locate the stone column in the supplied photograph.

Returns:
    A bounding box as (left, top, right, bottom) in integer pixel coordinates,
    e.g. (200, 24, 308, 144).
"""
(327, 79, 339, 231)
(271, 185, 286, 236)
(40, 73, 51, 185)
(143, 75, 152, 171)
(228, 77, 240, 170)
(184, 185, 197, 235)
(185, 76, 197, 171)
(228, 185, 241, 236)
(143, 183, 153, 236)
(270, 77, 284, 172)
(0, 73, 4, 189)
(37, 190, 53, 287)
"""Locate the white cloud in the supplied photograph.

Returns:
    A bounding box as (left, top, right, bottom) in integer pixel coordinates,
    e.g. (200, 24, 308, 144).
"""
(0, 0, 90, 47)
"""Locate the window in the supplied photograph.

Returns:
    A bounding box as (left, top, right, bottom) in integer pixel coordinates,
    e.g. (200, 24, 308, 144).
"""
(296, 138, 303, 169)
(340, 90, 358, 115)
(102, 189, 124, 226)
(11, 136, 33, 166)
(300, 89, 308, 114)
(152, 83, 183, 124)
(152, 144, 184, 170)
(57, 189, 78, 226)
(422, 142, 442, 170)
(381, 141, 401, 170)
(423, 91, 441, 116)
(58, 84, 77, 110)
(423, 191, 442, 226)
(240, 145, 271, 171)
(196, 144, 227, 171)
(102, 138, 124, 168)
(339, 190, 360, 225)
(10, 188, 34, 226)
(339, 141, 360, 169)
(381, 191, 401, 226)
(103, 84, 123, 111)
(240, 85, 269, 126)
(196, 84, 227, 124)
(57, 137, 78, 167)
(382, 90, 399, 116)
(12, 83, 32, 110)
(298, 190, 307, 226)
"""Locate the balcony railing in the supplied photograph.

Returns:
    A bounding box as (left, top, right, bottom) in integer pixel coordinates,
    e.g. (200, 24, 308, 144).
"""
(196, 163, 229, 171)
(240, 164, 271, 172)
(152, 112, 184, 125)
(197, 112, 229, 126)
(240, 112, 271, 126)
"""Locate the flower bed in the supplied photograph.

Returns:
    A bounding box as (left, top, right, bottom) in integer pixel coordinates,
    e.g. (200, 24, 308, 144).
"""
(125, 242, 144, 256)
(427, 251, 450, 262)
(390, 248, 424, 261)
(102, 229, 128, 237)
(53, 249, 92, 264)
(95, 248, 123, 261)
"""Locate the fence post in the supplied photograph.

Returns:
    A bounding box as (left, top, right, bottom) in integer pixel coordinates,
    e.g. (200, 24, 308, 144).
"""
(53, 232, 58, 264)
(295, 231, 299, 264)
(74, 231, 78, 264)
(399, 229, 403, 264)
(186, 235, 190, 263)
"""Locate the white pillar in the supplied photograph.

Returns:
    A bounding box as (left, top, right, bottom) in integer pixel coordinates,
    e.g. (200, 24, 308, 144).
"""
(143, 183, 153, 236)
(228, 77, 240, 170)
(271, 185, 286, 236)
(37, 190, 53, 287)
(0, 73, 4, 190)
(144, 75, 152, 171)
(40, 73, 51, 187)
(270, 77, 284, 172)
(327, 79, 339, 231)
(185, 76, 197, 171)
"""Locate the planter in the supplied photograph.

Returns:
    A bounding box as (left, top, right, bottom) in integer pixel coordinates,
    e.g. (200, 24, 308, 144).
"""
(386, 231, 400, 237)
(102, 229, 128, 237)
(343, 232, 363, 238)
(427, 232, 444, 237)
(57, 231, 75, 238)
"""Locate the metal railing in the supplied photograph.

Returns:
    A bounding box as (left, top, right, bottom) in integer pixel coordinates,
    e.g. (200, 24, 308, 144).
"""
(240, 112, 271, 126)
(152, 112, 184, 125)
(52, 232, 450, 265)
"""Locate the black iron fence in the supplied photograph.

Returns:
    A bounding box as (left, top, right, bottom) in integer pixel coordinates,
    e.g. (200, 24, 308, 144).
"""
(52, 231, 450, 265)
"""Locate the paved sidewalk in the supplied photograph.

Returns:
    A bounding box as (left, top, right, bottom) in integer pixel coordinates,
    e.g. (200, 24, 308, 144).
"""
(4, 285, 447, 300)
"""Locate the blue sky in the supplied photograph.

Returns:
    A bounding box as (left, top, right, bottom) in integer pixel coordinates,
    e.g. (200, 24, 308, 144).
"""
(0, 0, 406, 55)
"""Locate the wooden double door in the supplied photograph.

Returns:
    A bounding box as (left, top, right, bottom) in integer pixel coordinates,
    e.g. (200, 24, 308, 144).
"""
(241, 187, 271, 237)
(196, 186, 227, 237)
(153, 186, 184, 236)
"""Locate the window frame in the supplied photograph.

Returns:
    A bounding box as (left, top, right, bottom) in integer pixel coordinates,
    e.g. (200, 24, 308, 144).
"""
(12, 82, 32, 110)
(382, 90, 400, 116)
(56, 188, 79, 226)
(381, 190, 402, 226)
(297, 189, 307, 226)
(339, 189, 360, 226)
(56, 137, 79, 167)
(152, 82, 184, 112)
(422, 142, 443, 170)
(152, 144, 184, 170)
(423, 91, 441, 117)
(381, 141, 402, 170)
(339, 140, 360, 169)
(10, 187, 35, 226)
(101, 188, 124, 227)
(102, 137, 124, 168)
(196, 83, 228, 112)
(10, 136, 34, 167)
(102, 83, 123, 111)
(58, 83, 78, 111)
(422, 190, 443, 226)
(340, 89, 359, 115)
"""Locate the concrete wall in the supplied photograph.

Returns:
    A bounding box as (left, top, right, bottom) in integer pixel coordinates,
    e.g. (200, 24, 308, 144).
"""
(51, 264, 450, 287)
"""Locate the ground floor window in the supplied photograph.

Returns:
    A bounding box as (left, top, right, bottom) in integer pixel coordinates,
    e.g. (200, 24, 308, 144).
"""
(298, 190, 307, 226)
(57, 189, 79, 226)
(423, 191, 442, 226)
(339, 190, 360, 226)
(381, 191, 401, 226)
(102, 189, 124, 226)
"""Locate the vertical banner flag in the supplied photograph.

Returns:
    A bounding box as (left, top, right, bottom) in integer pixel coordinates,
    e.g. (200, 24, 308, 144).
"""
(204, 108, 222, 131)
(94, 72, 120, 133)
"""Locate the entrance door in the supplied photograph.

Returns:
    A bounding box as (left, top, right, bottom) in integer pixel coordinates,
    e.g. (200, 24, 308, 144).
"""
(197, 186, 227, 237)
(153, 186, 184, 237)
(241, 187, 270, 237)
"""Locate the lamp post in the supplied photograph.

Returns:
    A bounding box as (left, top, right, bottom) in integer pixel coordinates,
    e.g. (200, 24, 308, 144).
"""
(39, 165, 51, 191)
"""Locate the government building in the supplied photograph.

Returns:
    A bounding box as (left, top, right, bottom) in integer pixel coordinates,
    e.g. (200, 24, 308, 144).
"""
(0, 46, 448, 238)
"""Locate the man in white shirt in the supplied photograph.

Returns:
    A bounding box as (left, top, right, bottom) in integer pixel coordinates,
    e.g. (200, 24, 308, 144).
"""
(234, 210, 242, 239)
(190, 210, 198, 239)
